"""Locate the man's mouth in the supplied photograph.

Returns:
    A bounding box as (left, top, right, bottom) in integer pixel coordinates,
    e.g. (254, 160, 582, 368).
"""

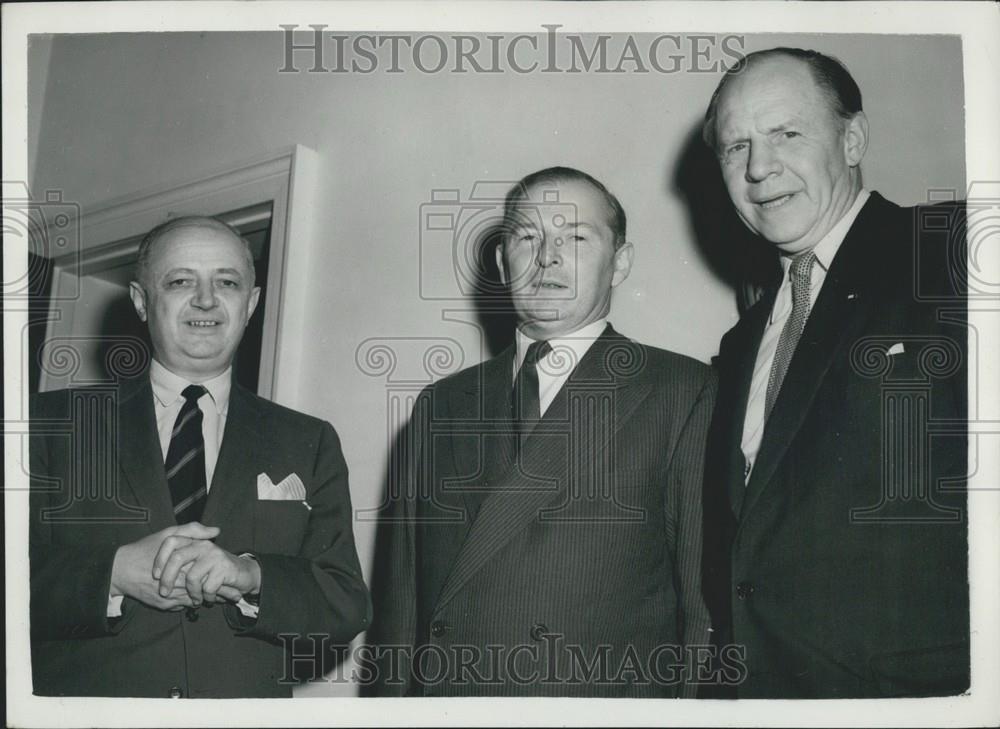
(186, 319, 221, 328)
(537, 281, 568, 290)
(756, 193, 795, 210)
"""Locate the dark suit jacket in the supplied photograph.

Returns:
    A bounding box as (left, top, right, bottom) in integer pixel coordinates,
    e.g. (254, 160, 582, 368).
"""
(368, 325, 716, 697)
(702, 192, 969, 698)
(29, 373, 371, 697)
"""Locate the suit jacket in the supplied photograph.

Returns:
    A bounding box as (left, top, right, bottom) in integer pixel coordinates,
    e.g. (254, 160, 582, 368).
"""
(29, 373, 371, 697)
(702, 192, 969, 698)
(368, 325, 716, 697)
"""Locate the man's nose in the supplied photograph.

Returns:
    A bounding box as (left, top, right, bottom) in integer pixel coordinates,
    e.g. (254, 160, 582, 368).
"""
(745, 140, 782, 183)
(191, 281, 218, 309)
(535, 237, 561, 268)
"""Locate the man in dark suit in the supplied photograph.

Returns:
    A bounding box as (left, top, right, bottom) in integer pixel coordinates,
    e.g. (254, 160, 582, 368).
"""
(30, 216, 370, 697)
(368, 167, 716, 697)
(700, 48, 968, 698)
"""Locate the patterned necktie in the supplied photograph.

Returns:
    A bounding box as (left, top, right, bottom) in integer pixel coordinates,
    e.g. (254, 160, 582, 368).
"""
(512, 339, 552, 436)
(165, 384, 208, 523)
(765, 252, 816, 419)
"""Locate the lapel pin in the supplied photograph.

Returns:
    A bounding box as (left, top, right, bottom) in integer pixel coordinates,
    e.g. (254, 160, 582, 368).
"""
(847, 293, 858, 300)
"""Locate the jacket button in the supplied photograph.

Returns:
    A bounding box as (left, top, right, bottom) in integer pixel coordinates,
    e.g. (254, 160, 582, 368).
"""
(736, 582, 755, 600)
(430, 620, 446, 637)
(167, 686, 183, 698)
(185, 607, 199, 622)
(529, 623, 549, 641)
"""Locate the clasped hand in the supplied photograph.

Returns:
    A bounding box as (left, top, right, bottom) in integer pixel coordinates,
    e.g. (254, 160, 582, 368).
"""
(110, 522, 261, 612)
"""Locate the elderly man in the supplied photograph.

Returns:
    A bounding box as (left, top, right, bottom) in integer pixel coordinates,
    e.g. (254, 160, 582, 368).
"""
(29, 216, 370, 697)
(700, 48, 968, 698)
(369, 167, 715, 697)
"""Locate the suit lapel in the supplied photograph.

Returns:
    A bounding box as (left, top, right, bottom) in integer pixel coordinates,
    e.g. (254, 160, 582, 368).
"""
(722, 300, 772, 518)
(201, 382, 261, 530)
(434, 326, 646, 611)
(114, 375, 177, 533)
(742, 197, 882, 517)
(449, 345, 516, 523)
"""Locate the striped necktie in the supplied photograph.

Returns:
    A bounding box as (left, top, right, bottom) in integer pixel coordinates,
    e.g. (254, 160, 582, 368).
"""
(765, 251, 816, 419)
(166, 384, 208, 523)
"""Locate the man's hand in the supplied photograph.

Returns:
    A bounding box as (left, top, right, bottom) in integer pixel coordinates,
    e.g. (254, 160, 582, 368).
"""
(154, 530, 261, 607)
(110, 523, 220, 611)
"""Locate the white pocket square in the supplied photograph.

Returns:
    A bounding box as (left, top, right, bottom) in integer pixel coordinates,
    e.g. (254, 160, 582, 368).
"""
(257, 472, 307, 502)
(887, 342, 906, 356)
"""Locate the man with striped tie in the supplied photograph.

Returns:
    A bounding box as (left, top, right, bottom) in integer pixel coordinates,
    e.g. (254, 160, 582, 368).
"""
(29, 216, 370, 697)
(699, 48, 968, 698)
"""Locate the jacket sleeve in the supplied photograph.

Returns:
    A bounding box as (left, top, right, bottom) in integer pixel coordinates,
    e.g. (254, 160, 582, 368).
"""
(29, 393, 134, 641)
(664, 367, 718, 698)
(361, 386, 431, 696)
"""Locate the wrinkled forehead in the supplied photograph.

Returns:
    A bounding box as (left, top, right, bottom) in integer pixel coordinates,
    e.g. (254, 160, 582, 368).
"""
(508, 179, 614, 231)
(717, 57, 830, 129)
(147, 224, 252, 271)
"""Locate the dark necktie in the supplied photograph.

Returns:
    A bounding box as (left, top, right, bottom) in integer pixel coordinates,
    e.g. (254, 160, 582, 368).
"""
(165, 384, 208, 523)
(512, 339, 552, 437)
(765, 251, 816, 419)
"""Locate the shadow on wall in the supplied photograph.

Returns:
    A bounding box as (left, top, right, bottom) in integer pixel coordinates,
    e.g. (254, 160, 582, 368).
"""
(471, 222, 518, 359)
(359, 220, 519, 696)
(671, 121, 780, 314)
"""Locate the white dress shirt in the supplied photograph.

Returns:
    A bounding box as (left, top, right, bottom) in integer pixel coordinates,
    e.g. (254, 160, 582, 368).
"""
(108, 362, 233, 618)
(514, 318, 608, 416)
(151, 360, 232, 488)
(740, 189, 870, 481)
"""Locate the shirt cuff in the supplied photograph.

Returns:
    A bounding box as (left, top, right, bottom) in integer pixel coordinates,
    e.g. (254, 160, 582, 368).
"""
(107, 594, 124, 618)
(235, 597, 260, 619)
(237, 552, 260, 620)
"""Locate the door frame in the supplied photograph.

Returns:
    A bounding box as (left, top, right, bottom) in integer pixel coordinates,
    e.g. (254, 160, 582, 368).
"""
(40, 144, 318, 400)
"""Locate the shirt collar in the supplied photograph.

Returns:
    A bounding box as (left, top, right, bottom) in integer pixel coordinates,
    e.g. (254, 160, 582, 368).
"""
(515, 318, 608, 371)
(780, 188, 870, 276)
(150, 359, 232, 415)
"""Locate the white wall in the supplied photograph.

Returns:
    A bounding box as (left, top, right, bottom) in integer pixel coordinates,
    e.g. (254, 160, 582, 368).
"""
(30, 31, 966, 695)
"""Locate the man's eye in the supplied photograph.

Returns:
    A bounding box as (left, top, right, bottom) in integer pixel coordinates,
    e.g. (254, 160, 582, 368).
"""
(166, 278, 192, 288)
(217, 279, 239, 288)
(519, 234, 538, 243)
(782, 131, 800, 139)
(724, 142, 748, 158)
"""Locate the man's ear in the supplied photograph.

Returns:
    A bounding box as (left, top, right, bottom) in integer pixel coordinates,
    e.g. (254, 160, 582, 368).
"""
(844, 111, 869, 168)
(246, 286, 262, 325)
(611, 241, 635, 288)
(494, 242, 508, 284)
(128, 281, 148, 322)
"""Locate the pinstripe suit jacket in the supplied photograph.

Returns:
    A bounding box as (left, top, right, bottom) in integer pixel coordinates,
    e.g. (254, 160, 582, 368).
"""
(369, 325, 715, 697)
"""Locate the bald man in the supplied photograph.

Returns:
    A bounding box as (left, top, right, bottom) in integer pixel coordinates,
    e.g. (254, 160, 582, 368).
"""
(30, 216, 370, 697)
